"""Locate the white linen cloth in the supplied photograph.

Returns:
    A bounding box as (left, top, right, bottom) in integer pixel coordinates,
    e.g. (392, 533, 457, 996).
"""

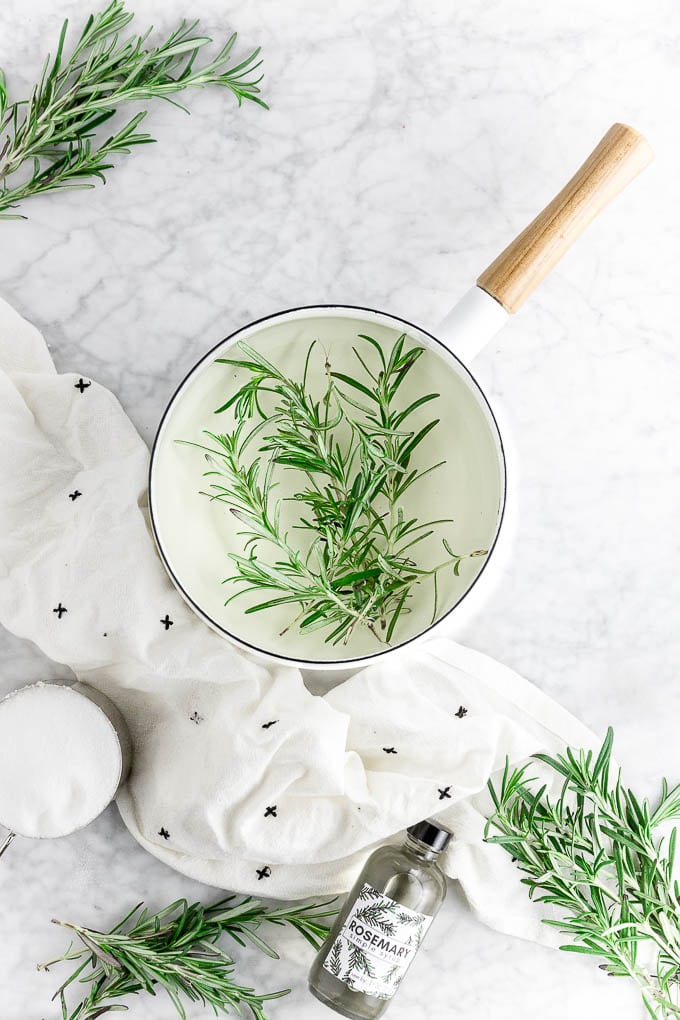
(0, 296, 597, 943)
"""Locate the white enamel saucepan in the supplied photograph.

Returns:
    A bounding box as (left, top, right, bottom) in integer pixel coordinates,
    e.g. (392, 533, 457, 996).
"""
(150, 124, 652, 670)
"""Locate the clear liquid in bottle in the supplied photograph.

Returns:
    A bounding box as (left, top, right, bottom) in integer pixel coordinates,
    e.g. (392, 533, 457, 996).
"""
(308, 819, 451, 1019)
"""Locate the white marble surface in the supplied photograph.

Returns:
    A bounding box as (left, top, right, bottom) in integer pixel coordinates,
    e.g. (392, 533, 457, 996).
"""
(1, 0, 679, 1016)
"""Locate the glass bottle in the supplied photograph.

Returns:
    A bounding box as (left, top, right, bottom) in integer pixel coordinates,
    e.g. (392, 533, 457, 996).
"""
(308, 819, 451, 1019)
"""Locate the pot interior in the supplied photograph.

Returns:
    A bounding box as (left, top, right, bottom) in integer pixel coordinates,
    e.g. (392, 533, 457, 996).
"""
(150, 308, 505, 665)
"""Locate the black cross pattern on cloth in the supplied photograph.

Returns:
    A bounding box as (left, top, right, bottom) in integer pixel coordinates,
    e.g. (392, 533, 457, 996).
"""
(256, 866, 271, 880)
(53, 603, 67, 618)
(264, 805, 277, 818)
(68, 490, 81, 501)
(455, 705, 468, 718)
(438, 786, 452, 800)
(189, 711, 203, 724)
(74, 378, 91, 393)
(160, 615, 173, 630)
(382, 747, 397, 754)
(261, 720, 278, 729)
(158, 827, 170, 840)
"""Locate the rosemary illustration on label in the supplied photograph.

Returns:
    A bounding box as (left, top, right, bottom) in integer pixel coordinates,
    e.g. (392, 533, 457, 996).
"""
(322, 884, 432, 1000)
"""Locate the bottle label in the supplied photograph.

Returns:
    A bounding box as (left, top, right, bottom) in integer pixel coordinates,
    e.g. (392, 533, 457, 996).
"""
(322, 882, 433, 1000)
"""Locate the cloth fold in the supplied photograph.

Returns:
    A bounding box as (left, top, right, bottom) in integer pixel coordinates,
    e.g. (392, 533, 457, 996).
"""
(0, 295, 595, 946)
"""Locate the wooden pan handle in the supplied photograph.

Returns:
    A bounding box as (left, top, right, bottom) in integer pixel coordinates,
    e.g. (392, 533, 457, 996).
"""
(476, 123, 653, 314)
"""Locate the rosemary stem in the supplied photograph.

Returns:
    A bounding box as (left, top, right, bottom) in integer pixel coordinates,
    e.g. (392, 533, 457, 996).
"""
(0, 2, 266, 217)
(197, 335, 483, 646)
(487, 729, 680, 1020)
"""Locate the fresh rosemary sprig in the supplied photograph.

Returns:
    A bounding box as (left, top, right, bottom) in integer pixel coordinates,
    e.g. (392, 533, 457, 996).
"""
(0, 1, 266, 218)
(182, 335, 485, 646)
(39, 894, 336, 1020)
(486, 728, 680, 1019)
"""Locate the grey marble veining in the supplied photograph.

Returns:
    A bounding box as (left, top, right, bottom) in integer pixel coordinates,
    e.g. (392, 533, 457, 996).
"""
(1, 0, 679, 1016)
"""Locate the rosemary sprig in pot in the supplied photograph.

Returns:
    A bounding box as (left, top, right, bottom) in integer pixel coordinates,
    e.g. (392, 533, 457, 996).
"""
(0, 1, 266, 219)
(486, 728, 680, 1019)
(182, 334, 486, 646)
(40, 893, 336, 1020)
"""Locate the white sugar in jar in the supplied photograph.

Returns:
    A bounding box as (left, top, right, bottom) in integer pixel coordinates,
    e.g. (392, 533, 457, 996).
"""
(0, 682, 131, 839)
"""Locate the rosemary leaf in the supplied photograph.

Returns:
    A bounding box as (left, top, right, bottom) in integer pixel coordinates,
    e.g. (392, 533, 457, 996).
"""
(41, 894, 336, 1020)
(185, 334, 486, 647)
(0, 1, 266, 218)
(486, 729, 680, 1019)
